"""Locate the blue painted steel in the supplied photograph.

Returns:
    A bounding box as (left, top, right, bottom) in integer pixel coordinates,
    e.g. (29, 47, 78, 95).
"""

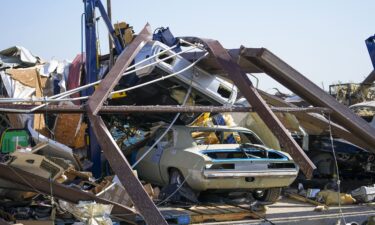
(366, 35, 375, 69)
(83, 0, 128, 178)
(153, 27, 181, 52)
(95, 0, 123, 53)
(84, 0, 101, 177)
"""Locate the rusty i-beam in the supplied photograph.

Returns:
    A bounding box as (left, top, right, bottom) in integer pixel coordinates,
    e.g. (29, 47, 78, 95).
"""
(0, 164, 136, 223)
(86, 24, 168, 225)
(240, 48, 375, 152)
(257, 89, 375, 152)
(183, 37, 316, 178)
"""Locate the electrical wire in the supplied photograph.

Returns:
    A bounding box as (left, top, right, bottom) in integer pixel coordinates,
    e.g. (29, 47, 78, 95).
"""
(327, 112, 347, 225)
(0, 41, 202, 108)
(131, 85, 192, 169)
(0, 49, 208, 113)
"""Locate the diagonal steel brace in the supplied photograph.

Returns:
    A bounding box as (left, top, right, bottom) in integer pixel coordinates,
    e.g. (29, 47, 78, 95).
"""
(183, 37, 316, 178)
(86, 24, 168, 225)
(0, 164, 136, 223)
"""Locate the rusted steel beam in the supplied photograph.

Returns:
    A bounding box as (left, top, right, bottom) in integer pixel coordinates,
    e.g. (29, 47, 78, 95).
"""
(183, 38, 315, 178)
(0, 163, 136, 223)
(241, 47, 375, 151)
(86, 24, 168, 225)
(162, 48, 265, 76)
(87, 24, 151, 115)
(88, 115, 168, 225)
(258, 86, 375, 152)
(0, 104, 331, 114)
(362, 70, 375, 84)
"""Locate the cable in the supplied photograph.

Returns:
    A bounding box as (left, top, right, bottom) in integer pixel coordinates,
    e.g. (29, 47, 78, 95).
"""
(111, 52, 209, 96)
(0, 50, 208, 113)
(327, 113, 347, 225)
(131, 85, 192, 169)
(0, 42, 202, 107)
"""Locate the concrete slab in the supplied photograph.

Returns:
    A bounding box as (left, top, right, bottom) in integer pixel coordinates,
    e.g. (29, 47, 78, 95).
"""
(199, 198, 375, 225)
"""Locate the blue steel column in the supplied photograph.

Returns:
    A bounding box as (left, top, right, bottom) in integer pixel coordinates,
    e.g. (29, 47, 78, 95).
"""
(84, 0, 101, 177)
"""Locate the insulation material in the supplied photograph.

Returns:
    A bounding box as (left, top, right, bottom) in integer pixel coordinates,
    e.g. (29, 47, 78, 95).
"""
(236, 112, 281, 150)
(317, 190, 356, 206)
(59, 201, 113, 225)
(275, 112, 300, 132)
(5, 68, 48, 135)
(191, 113, 213, 126)
(5, 67, 47, 88)
(170, 89, 195, 106)
(0, 71, 35, 99)
(54, 103, 83, 147)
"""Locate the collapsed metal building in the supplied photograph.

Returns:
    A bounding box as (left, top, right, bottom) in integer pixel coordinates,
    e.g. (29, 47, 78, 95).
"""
(1, 1, 375, 225)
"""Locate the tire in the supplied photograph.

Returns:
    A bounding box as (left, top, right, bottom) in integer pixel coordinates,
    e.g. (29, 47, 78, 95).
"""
(169, 168, 186, 186)
(253, 187, 282, 203)
(310, 152, 335, 177)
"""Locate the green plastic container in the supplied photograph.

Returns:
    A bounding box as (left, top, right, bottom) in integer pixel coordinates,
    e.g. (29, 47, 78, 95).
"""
(0, 129, 31, 153)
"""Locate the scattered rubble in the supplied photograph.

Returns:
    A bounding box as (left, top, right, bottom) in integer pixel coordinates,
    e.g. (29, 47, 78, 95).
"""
(1, 1, 375, 225)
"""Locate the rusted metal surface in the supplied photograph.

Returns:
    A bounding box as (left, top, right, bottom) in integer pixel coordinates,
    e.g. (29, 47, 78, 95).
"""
(362, 70, 375, 84)
(0, 163, 136, 223)
(0, 104, 331, 114)
(241, 47, 375, 151)
(87, 24, 151, 115)
(183, 37, 315, 178)
(181, 48, 262, 75)
(258, 87, 375, 152)
(86, 23, 167, 225)
(87, 115, 168, 225)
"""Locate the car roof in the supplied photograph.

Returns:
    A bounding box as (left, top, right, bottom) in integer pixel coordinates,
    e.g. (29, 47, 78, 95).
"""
(350, 100, 375, 109)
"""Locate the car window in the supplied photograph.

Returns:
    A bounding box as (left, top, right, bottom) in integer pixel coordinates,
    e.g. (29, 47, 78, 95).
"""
(156, 129, 174, 149)
(191, 130, 263, 145)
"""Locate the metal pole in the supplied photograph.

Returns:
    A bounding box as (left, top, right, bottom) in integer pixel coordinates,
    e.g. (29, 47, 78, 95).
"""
(107, 0, 114, 68)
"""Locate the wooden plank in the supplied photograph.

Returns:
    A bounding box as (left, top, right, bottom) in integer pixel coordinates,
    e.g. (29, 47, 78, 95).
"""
(188, 206, 220, 215)
(189, 211, 254, 223)
(54, 103, 82, 147)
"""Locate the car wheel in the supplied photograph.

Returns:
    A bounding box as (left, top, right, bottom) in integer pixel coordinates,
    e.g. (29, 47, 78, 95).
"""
(169, 168, 185, 185)
(253, 187, 282, 203)
(311, 153, 335, 177)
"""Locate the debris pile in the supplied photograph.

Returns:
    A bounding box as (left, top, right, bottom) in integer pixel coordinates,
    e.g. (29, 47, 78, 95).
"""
(1, 1, 375, 224)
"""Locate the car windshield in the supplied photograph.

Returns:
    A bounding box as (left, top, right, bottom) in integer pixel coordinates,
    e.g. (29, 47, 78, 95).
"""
(191, 129, 263, 145)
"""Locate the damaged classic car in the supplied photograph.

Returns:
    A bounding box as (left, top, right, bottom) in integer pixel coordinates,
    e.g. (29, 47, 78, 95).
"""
(134, 126, 299, 202)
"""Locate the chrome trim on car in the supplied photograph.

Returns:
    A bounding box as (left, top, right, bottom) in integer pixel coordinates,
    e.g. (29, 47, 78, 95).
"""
(203, 169, 298, 179)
